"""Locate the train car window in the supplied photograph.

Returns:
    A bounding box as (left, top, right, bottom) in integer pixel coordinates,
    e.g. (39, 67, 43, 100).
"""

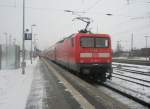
(95, 38, 109, 48)
(80, 37, 94, 48)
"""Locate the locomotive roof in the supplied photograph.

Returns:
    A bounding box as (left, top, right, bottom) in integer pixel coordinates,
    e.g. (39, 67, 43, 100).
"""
(56, 34, 74, 43)
(56, 33, 111, 44)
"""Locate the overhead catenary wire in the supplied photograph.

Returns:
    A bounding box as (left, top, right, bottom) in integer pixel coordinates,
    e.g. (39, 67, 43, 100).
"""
(113, 0, 150, 14)
(83, 0, 103, 12)
(0, 4, 16, 8)
(0, 4, 73, 15)
(1, 0, 150, 38)
(111, 24, 150, 35)
(0, 0, 16, 8)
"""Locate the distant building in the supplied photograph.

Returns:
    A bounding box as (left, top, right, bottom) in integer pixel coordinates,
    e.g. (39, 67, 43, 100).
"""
(113, 48, 150, 57)
(141, 48, 150, 57)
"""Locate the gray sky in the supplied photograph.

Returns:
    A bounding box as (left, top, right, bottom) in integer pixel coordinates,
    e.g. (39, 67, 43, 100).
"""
(0, 0, 150, 51)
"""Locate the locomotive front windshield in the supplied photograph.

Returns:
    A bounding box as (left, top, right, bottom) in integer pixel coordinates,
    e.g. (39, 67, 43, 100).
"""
(80, 37, 109, 48)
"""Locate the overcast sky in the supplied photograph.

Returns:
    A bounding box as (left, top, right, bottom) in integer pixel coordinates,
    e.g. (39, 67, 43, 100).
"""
(0, 0, 150, 51)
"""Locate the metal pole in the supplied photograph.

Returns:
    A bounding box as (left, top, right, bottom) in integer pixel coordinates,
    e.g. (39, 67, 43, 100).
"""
(131, 33, 133, 51)
(13, 38, 16, 45)
(4, 32, 8, 67)
(0, 35, 2, 44)
(0, 45, 1, 70)
(33, 35, 38, 58)
(30, 24, 36, 64)
(9, 35, 12, 46)
(131, 32, 133, 56)
(31, 26, 33, 64)
(145, 36, 147, 61)
(144, 36, 150, 61)
(22, 0, 25, 74)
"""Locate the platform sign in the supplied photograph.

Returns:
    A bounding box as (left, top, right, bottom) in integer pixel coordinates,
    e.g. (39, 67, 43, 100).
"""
(24, 33, 32, 40)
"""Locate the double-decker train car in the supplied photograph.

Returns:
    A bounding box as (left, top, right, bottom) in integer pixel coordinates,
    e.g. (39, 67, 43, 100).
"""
(46, 32, 112, 82)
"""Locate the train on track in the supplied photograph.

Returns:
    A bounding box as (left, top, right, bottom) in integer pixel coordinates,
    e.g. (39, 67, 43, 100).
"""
(41, 17, 113, 82)
(41, 32, 112, 82)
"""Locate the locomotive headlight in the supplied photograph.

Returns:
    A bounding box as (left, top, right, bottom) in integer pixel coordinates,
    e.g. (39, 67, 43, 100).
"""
(99, 53, 110, 58)
(80, 53, 92, 58)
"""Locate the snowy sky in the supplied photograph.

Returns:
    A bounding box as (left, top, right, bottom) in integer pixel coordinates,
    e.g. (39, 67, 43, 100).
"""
(0, 0, 150, 50)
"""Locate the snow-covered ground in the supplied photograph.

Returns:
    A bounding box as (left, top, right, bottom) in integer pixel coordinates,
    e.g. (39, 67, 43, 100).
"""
(113, 57, 150, 61)
(97, 63, 150, 109)
(0, 60, 37, 109)
(1, 58, 149, 109)
(113, 62, 150, 72)
(111, 62, 150, 105)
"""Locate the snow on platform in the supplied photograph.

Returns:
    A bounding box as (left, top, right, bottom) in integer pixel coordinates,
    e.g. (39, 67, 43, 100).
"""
(26, 59, 85, 109)
(0, 59, 37, 109)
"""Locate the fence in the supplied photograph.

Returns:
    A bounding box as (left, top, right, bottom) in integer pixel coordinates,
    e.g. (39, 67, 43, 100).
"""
(0, 44, 20, 69)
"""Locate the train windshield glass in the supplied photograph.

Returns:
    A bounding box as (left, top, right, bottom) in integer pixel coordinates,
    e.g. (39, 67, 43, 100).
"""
(80, 37, 94, 47)
(80, 37, 109, 48)
(95, 38, 109, 47)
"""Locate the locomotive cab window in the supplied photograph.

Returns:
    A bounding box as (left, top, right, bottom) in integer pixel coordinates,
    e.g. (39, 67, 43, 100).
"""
(80, 37, 109, 48)
(80, 37, 94, 48)
(95, 38, 109, 48)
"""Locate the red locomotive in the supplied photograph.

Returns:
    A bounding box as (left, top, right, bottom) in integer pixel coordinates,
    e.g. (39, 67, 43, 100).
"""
(45, 32, 112, 82)
(43, 17, 112, 82)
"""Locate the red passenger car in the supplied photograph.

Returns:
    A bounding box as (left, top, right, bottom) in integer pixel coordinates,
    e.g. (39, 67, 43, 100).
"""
(47, 32, 112, 82)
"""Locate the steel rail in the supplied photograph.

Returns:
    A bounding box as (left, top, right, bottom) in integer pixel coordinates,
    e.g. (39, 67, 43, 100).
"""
(113, 67, 150, 76)
(113, 72, 150, 83)
(112, 76, 150, 87)
(102, 83, 150, 108)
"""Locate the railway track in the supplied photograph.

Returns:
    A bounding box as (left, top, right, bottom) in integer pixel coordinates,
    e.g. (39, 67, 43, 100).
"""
(63, 62, 150, 108)
(112, 59, 150, 66)
(112, 73, 150, 87)
(114, 68, 150, 76)
(113, 72, 150, 83)
(113, 67, 150, 76)
(101, 63, 150, 108)
(100, 82, 150, 108)
(45, 59, 129, 109)
(112, 63, 150, 86)
(45, 59, 150, 108)
(85, 68, 150, 108)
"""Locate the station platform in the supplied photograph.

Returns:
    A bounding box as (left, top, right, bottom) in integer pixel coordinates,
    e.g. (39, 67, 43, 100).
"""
(25, 59, 129, 109)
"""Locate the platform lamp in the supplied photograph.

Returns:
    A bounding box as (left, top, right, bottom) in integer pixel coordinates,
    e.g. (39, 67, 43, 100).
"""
(31, 24, 36, 64)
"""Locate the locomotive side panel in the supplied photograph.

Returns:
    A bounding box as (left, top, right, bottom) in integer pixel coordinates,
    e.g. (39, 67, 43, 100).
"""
(54, 35, 77, 70)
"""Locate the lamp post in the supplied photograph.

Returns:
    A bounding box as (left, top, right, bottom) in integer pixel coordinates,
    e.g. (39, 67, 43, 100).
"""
(22, 0, 25, 74)
(33, 37, 38, 58)
(4, 32, 8, 67)
(144, 36, 150, 61)
(31, 24, 36, 64)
